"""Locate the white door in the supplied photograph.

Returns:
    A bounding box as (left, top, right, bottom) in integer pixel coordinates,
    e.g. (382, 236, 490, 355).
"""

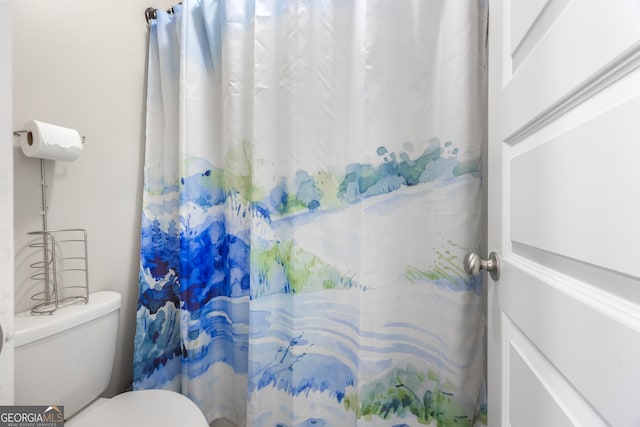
(487, 1, 640, 426)
(0, 0, 13, 405)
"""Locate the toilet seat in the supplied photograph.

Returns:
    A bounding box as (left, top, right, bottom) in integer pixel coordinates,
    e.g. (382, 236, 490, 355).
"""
(66, 390, 209, 427)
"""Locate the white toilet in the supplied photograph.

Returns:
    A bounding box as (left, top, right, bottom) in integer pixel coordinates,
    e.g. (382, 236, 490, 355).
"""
(14, 291, 209, 427)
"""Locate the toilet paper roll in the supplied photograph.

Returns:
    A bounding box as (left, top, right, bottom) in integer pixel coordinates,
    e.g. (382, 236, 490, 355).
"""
(20, 120, 83, 162)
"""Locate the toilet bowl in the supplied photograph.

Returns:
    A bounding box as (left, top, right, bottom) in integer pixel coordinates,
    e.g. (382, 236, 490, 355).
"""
(65, 390, 208, 427)
(14, 291, 208, 427)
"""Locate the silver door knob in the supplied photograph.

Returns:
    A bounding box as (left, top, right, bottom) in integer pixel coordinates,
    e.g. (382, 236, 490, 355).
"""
(464, 251, 501, 280)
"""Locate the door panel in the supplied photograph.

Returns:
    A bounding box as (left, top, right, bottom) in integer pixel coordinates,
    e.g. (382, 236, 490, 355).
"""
(510, 0, 571, 73)
(510, 93, 640, 277)
(508, 320, 607, 426)
(509, 340, 576, 427)
(502, 0, 640, 142)
(488, 0, 640, 426)
(501, 263, 640, 426)
(509, 0, 548, 52)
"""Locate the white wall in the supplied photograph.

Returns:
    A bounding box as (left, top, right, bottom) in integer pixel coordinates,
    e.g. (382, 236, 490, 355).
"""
(0, 0, 14, 405)
(12, 0, 175, 396)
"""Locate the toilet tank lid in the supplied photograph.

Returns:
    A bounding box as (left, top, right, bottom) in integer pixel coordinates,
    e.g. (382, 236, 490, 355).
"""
(14, 291, 122, 347)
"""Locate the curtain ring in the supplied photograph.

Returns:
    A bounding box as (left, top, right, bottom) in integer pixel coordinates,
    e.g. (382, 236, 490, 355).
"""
(145, 7, 157, 25)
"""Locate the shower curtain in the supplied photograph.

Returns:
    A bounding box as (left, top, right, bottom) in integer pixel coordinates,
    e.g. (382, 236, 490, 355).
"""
(134, 1, 487, 425)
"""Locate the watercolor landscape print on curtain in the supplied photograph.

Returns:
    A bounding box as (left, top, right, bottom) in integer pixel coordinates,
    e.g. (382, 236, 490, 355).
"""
(134, 1, 487, 426)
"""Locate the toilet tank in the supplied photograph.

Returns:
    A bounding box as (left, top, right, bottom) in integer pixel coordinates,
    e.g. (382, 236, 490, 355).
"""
(14, 291, 121, 418)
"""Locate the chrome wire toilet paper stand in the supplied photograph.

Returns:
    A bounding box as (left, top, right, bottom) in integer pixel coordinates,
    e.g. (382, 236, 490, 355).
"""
(15, 130, 89, 315)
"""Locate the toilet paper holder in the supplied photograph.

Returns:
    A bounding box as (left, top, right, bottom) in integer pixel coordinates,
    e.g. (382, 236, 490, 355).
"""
(14, 129, 89, 314)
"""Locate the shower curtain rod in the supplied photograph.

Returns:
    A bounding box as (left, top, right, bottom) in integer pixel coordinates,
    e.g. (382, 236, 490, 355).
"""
(145, 2, 181, 24)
